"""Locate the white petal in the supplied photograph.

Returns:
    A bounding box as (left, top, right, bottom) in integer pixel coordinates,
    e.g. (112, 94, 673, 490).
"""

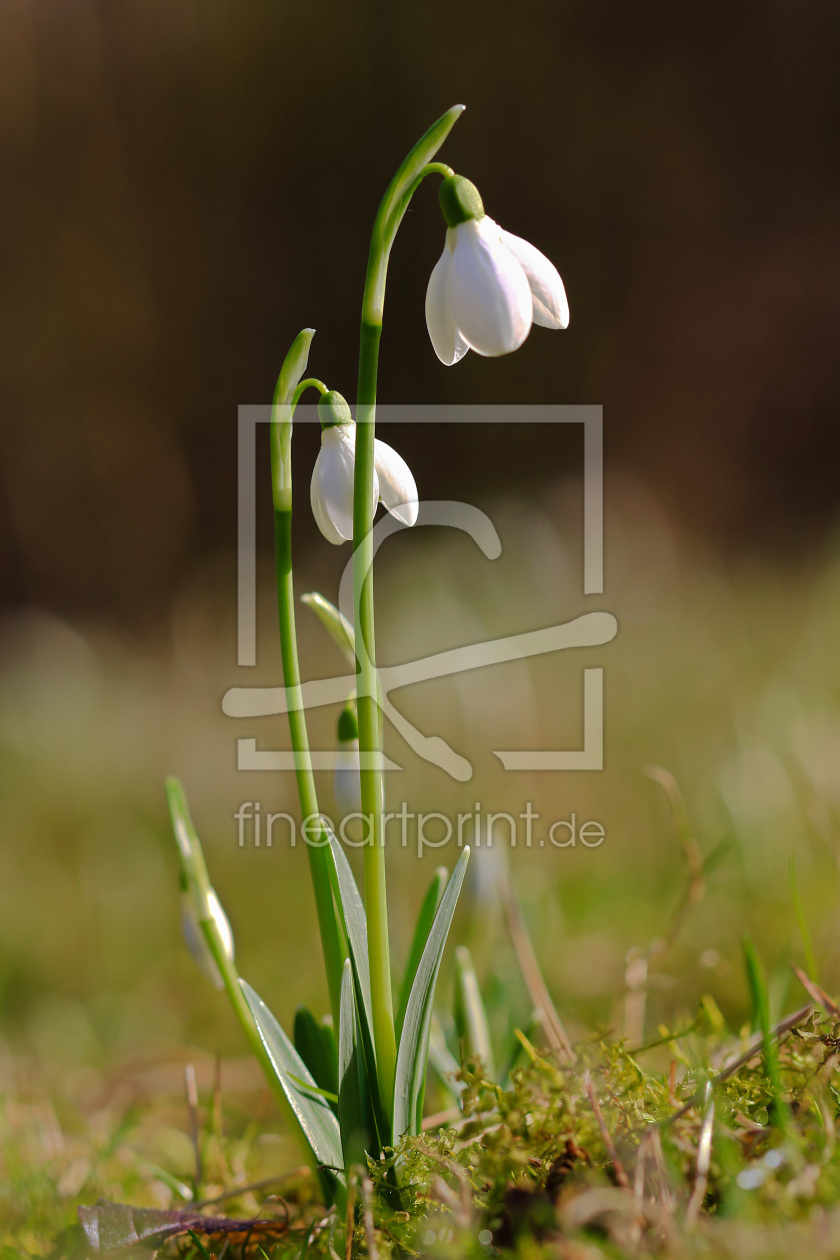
(310, 425, 379, 544)
(425, 244, 469, 365)
(447, 217, 533, 356)
(310, 459, 346, 545)
(374, 438, 418, 526)
(498, 228, 569, 329)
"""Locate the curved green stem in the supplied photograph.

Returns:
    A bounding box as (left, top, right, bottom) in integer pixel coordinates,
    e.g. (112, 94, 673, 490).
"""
(292, 377, 328, 405)
(352, 106, 464, 1121)
(273, 375, 347, 1028)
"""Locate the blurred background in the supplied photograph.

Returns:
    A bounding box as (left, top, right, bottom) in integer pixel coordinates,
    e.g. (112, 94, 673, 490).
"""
(1, 0, 840, 1215)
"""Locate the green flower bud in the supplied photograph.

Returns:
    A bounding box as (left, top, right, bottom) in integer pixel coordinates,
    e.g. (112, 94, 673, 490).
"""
(318, 390, 353, 430)
(337, 700, 359, 744)
(438, 175, 485, 229)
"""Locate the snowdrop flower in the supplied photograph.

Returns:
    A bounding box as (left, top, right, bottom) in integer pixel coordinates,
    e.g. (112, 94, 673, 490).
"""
(310, 390, 418, 545)
(333, 700, 362, 819)
(425, 175, 569, 365)
(181, 887, 234, 990)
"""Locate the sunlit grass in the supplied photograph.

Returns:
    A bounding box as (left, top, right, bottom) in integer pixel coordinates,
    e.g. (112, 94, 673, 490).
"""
(2, 485, 840, 1252)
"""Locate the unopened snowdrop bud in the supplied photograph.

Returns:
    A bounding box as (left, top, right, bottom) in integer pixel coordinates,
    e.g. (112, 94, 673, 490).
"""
(310, 391, 419, 545)
(318, 390, 353, 430)
(333, 701, 362, 819)
(180, 884, 235, 990)
(426, 173, 569, 365)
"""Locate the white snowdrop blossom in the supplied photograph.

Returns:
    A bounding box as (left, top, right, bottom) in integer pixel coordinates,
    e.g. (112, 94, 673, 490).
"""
(310, 391, 418, 545)
(181, 887, 234, 990)
(425, 175, 569, 365)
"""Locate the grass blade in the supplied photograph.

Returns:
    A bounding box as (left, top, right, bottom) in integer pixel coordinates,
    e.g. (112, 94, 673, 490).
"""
(453, 944, 495, 1080)
(396, 867, 448, 1042)
(393, 848, 470, 1143)
(742, 934, 788, 1134)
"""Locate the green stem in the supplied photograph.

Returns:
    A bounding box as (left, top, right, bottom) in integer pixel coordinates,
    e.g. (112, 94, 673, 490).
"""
(292, 377, 328, 405)
(352, 107, 464, 1123)
(274, 506, 347, 1029)
(270, 364, 347, 1028)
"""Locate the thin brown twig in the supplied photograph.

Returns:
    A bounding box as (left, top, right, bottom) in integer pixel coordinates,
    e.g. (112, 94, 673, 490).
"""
(643, 766, 705, 952)
(790, 962, 840, 1019)
(422, 1106, 462, 1131)
(583, 1069, 630, 1189)
(664, 1003, 812, 1126)
(499, 872, 576, 1063)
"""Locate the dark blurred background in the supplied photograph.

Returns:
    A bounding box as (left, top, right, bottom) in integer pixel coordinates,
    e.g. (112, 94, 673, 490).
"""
(2, 0, 839, 629)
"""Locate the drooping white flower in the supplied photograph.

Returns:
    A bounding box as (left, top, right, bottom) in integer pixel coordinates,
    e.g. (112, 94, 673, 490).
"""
(425, 175, 569, 365)
(181, 887, 234, 990)
(310, 391, 418, 545)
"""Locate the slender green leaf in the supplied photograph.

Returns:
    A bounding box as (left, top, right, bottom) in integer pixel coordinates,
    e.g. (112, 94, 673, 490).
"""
(300, 592, 355, 666)
(453, 944, 495, 1080)
(325, 828, 387, 1149)
(338, 960, 373, 1169)
(325, 830, 373, 1037)
(381, 105, 465, 241)
(271, 328, 314, 510)
(293, 1007, 339, 1108)
(240, 980, 343, 1176)
(288, 1075, 338, 1104)
(396, 867, 447, 1042)
(393, 847, 470, 1142)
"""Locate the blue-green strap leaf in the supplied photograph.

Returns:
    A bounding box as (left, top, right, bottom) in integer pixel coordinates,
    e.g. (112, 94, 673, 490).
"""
(240, 979, 343, 1178)
(396, 866, 448, 1042)
(338, 960, 374, 1169)
(325, 828, 387, 1150)
(293, 1006, 339, 1112)
(325, 829, 373, 1035)
(392, 847, 470, 1143)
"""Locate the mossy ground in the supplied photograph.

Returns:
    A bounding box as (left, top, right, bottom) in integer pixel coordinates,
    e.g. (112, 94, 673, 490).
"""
(4, 518, 840, 1256)
(5, 990, 840, 1258)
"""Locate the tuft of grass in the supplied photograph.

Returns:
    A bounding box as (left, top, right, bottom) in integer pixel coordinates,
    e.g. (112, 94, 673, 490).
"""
(8, 985, 840, 1258)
